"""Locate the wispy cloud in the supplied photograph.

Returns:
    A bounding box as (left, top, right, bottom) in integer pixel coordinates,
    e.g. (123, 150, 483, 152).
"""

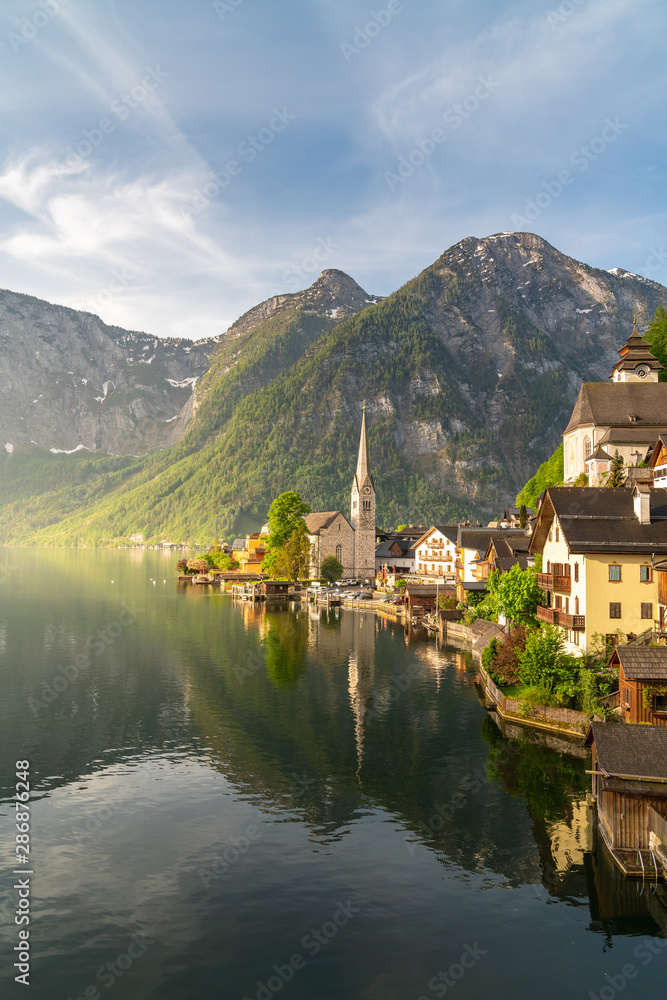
(0, 0, 664, 337)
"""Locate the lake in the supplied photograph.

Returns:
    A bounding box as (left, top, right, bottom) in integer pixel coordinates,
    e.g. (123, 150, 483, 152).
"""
(0, 549, 665, 1000)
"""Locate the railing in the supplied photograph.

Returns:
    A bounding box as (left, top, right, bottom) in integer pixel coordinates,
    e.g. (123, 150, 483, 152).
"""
(537, 605, 585, 630)
(537, 573, 571, 593)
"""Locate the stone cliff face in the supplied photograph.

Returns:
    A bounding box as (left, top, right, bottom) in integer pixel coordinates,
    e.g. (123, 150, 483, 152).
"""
(0, 290, 215, 455)
(0, 271, 381, 456)
(380, 232, 667, 502)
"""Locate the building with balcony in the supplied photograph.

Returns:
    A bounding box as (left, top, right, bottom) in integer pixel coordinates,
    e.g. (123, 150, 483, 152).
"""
(412, 526, 459, 582)
(529, 486, 667, 655)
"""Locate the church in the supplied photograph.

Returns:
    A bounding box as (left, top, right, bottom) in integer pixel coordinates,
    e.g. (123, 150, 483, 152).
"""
(305, 407, 376, 579)
(563, 318, 667, 483)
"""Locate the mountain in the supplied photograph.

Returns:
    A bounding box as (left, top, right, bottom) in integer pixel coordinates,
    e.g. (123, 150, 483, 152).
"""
(1, 233, 666, 545)
(0, 289, 216, 455)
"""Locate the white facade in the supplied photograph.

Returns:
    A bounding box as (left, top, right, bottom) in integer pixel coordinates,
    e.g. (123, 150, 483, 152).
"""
(413, 527, 457, 581)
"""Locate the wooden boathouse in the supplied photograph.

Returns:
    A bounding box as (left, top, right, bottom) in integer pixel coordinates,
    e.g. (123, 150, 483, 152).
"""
(584, 722, 667, 879)
(609, 646, 667, 727)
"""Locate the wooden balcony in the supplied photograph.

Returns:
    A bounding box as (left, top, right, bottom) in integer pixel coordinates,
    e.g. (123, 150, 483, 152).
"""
(537, 605, 585, 630)
(537, 573, 571, 593)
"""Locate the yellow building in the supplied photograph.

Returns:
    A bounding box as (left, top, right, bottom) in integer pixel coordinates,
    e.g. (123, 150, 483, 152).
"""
(232, 533, 267, 573)
(530, 486, 666, 655)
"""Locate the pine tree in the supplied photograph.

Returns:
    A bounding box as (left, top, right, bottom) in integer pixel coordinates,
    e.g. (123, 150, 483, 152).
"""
(607, 450, 625, 488)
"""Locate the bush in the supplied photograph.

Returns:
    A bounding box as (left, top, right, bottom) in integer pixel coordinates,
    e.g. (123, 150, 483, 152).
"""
(518, 626, 580, 705)
(482, 637, 500, 670)
(439, 592, 458, 610)
(492, 626, 526, 686)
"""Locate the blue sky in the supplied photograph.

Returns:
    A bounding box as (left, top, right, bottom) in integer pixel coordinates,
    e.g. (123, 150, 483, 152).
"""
(0, 0, 664, 339)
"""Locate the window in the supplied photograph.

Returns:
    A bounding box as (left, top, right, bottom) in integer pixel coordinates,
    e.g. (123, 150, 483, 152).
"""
(547, 561, 551, 573)
(548, 530, 552, 542)
(654, 694, 667, 712)
(609, 602, 621, 619)
(584, 436, 592, 461)
(574, 562, 579, 582)
(609, 565, 621, 582)
(555, 595, 562, 609)
(572, 630, 579, 646)
(555, 526, 559, 542)
(641, 603, 653, 619)
(575, 596, 579, 614)
(336, 545, 342, 563)
(640, 565, 652, 582)
(362, 500, 372, 511)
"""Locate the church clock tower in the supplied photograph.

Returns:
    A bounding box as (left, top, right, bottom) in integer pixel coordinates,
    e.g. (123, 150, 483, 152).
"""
(351, 405, 376, 578)
(610, 315, 662, 382)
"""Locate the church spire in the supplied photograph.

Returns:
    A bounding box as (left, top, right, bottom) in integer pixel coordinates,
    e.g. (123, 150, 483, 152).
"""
(355, 404, 373, 488)
(610, 315, 662, 382)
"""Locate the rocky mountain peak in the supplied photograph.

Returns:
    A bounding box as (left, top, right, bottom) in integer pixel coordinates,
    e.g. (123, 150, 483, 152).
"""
(222, 269, 380, 342)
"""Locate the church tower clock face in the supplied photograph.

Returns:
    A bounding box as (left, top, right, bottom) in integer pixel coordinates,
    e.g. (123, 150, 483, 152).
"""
(636, 365, 649, 379)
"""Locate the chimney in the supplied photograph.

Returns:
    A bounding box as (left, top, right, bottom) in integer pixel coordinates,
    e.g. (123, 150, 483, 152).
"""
(633, 485, 651, 525)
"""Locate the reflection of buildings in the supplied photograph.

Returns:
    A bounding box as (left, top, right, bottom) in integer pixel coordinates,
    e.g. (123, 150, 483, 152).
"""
(347, 613, 376, 780)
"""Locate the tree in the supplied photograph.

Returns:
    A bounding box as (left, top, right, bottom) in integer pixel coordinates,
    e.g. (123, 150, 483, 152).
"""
(320, 554, 343, 586)
(263, 491, 312, 576)
(489, 565, 540, 627)
(645, 305, 667, 381)
(607, 450, 624, 488)
(519, 504, 527, 529)
(518, 626, 580, 702)
(273, 525, 312, 583)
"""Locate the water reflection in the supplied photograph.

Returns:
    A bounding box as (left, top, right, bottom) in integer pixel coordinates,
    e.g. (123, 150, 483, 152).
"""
(1, 549, 666, 1000)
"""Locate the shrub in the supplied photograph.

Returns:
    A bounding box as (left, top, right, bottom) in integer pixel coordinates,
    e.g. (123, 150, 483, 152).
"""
(492, 626, 526, 686)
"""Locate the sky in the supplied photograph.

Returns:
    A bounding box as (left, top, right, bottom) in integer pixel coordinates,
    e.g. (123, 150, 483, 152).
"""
(0, 0, 664, 340)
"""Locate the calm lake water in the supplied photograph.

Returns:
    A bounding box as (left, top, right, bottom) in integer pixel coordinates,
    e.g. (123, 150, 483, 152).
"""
(1, 549, 666, 1000)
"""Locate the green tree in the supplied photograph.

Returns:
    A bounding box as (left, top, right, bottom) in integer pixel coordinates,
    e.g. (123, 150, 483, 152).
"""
(263, 491, 312, 576)
(489, 565, 540, 627)
(518, 626, 580, 701)
(607, 450, 624, 487)
(320, 554, 343, 586)
(645, 305, 667, 380)
(274, 525, 312, 583)
(519, 504, 527, 528)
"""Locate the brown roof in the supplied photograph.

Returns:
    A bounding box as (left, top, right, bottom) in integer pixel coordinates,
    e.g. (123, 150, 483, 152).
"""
(563, 382, 667, 435)
(458, 527, 527, 554)
(599, 427, 667, 445)
(584, 722, 667, 780)
(304, 511, 347, 535)
(530, 487, 667, 555)
(611, 646, 667, 681)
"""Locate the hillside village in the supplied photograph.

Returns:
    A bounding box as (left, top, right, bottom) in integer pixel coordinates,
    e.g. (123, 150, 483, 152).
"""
(204, 315, 667, 883)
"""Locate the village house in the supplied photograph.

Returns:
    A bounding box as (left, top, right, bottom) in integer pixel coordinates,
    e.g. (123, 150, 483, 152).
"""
(374, 535, 415, 578)
(610, 646, 667, 727)
(529, 486, 667, 654)
(563, 318, 667, 483)
(584, 722, 667, 877)
(479, 533, 532, 580)
(232, 534, 267, 573)
(499, 506, 534, 528)
(412, 526, 459, 582)
(649, 435, 667, 488)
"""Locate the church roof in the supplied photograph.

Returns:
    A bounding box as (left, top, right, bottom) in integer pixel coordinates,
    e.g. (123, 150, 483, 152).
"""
(586, 445, 612, 462)
(563, 381, 667, 435)
(304, 511, 348, 535)
(353, 406, 374, 491)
